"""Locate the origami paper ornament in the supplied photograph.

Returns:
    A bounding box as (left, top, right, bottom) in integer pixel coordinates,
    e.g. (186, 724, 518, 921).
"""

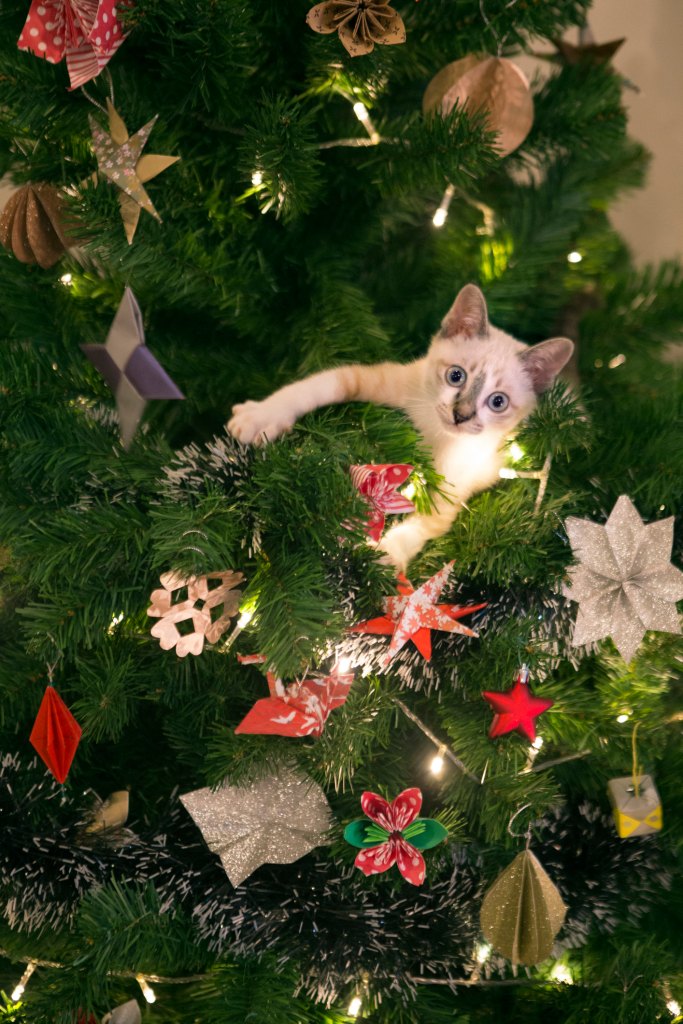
(350, 463, 415, 542)
(607, 774, 662, 839)
(543, 23, 625, 67)
(423, 55, 533, 157)
(480, 849, 567, 965)
(0, 183, 73, 268)
(17, 0, 128, 90)
(562, 495, 683, 663)
(147, 569, 244, 657)
(344, 788, 447, 886)
(101, 1000, 141, 1024)
(90, 99, 179, 244)
(180, 766, 332, 886)
(81, 287, 184, 448)
(482, 666, 553, 743)
(84, 789, 129, 833)
(29, 685, 82, 784)
(352, 561, 485, 665)
(235, 664, 354, 737)
(306, 0, 406, 57)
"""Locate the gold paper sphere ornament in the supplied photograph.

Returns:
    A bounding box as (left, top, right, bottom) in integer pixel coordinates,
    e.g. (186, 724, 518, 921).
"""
(0, 182, 72, 268)
(480, 849, 567, 965)
(423, 54, 534, 158)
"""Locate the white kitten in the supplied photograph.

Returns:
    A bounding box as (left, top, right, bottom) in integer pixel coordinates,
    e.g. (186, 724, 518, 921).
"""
(228, 284, 574, 570)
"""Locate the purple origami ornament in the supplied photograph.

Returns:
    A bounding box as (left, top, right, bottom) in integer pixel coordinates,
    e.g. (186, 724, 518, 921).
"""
(81, 287, 184, 447)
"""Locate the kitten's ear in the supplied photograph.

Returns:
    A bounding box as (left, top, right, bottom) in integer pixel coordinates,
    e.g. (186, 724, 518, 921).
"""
(520, 337, 574, 394)
(440, 284, 489, 339)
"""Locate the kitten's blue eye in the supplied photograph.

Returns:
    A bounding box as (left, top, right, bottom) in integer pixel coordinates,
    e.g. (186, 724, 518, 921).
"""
(487, 392, 509, 412)
(446, 365, 467, 387)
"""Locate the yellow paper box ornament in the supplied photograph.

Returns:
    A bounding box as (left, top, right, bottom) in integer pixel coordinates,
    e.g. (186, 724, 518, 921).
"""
(607, 775, 662, 838)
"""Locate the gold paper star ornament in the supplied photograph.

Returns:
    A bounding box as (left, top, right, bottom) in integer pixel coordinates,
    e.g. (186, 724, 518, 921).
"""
(90, 99, 179, 244)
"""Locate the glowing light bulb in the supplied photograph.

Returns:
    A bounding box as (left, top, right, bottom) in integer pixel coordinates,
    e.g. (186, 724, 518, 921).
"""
(11, 962, 36, 1002)
(567, 251, 582, 264)
(475, 942, 491, 963)
(616, 712, 630, 724)
(251, 170, 263, 186)
(108, 611, 124, 634)
(608, 353, 626, 369)
(353, 101, 370, 123)
(430, 754, 444, 776)
(532, 736, 544, 750)
(60, 272, 73, 285)
(401, 482, 416, 500)
(348, 995, 362, 1017)
(509, 442, 524, 462)
(498, 467, 517, 479)
(667, 999, 681, 1016)
(432, 207, 447, 228)
(136, 974, 156, 1004)
(237, 608, 254, 629)
(549, 962, 573, 985)
(337, 657, 351, 674)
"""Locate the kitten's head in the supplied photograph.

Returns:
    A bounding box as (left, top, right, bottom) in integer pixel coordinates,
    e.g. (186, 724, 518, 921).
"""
(426, 284, 574, 438)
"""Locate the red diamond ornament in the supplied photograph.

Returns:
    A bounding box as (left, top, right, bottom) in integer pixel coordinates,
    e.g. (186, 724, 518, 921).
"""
(29, 685, 82, 783)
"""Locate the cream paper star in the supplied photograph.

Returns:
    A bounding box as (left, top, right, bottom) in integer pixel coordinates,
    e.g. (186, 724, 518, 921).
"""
(89, 99, 179, 244)
(180, 766, 332, 886)
(562, 494, 683, 662)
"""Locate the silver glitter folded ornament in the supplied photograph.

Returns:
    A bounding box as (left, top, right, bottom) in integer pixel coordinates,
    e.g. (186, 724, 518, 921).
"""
(101, 1000, 141, 1024)
(562, 494, 683, 663)
(180, 766, 332, 886)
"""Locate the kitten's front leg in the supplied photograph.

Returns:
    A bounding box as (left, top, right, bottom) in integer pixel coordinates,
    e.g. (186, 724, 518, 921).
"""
(228, 362, 411, 445)
(378, 497, 460, 572)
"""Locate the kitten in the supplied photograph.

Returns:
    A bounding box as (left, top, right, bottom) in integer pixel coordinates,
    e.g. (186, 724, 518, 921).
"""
(228, 284, 574, 570)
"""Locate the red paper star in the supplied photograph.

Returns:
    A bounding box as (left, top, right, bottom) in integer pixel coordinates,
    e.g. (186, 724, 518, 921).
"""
(351, 561, 486, 665)
(482, 672, 553, 743)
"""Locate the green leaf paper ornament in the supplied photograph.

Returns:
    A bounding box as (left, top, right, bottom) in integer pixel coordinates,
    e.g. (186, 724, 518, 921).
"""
(480, 849, 567, 965)
(344, 817, 448, 850)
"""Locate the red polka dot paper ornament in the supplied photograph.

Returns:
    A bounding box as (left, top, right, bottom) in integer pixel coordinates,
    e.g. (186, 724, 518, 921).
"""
(423, 54, 534, 157)
(17, 0, 128, 91)
(344, 788, 448, 886)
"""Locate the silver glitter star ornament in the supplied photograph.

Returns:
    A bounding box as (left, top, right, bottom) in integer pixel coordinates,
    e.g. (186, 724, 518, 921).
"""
(180, 766, 332, 886)
(563, 494, 683, 662)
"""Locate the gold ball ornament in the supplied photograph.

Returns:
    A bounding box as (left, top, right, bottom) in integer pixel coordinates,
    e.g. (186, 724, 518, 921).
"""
(0, 182, 72, 269)
(423, 54, 534, 157)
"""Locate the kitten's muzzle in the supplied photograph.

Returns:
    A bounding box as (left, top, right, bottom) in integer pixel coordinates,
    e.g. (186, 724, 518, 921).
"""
(453, 409, 475, 426)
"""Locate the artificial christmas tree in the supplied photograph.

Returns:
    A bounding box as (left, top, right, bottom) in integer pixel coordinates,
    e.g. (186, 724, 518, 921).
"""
(0, 2, 680, 1023)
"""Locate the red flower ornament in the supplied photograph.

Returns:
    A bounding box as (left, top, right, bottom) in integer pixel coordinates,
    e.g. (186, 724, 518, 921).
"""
(350, 463, 415, 542)
(344, 787, 448, 886)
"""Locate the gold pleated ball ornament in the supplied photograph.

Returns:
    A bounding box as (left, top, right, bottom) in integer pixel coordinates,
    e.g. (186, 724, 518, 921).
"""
(0, 182, 72, 269)
(480, 849, 567, 966)
(423, 54, 534, 158)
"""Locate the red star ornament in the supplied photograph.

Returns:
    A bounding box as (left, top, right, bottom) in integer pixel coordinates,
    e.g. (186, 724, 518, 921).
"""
(482, 672, 553, 743)
(351, 561, 486, 665)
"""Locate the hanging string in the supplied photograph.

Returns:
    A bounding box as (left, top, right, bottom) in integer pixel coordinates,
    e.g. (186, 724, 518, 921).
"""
(479, 0, 521, 57)
(79, 85, 108, 114)
(507, 802, 533, 848)
(631, 721, 642, 797)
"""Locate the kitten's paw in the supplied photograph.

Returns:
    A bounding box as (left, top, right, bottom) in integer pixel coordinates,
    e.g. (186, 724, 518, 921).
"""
(377, 529, 414, 574)
(228, 400, 294, 445)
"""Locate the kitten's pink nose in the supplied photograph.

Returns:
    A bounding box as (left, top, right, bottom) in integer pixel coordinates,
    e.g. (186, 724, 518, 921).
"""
(453, 409, 475, 425)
